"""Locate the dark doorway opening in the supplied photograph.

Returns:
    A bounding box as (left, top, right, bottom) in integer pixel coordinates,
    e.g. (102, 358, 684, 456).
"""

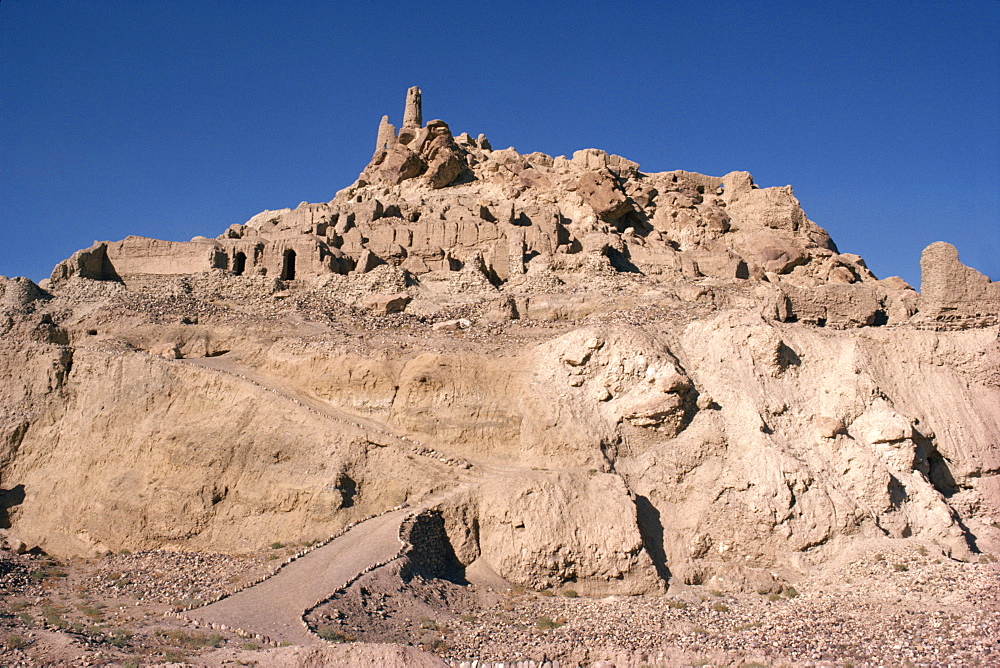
(282, 249, 296, 280)
(233, 252, 246, 276)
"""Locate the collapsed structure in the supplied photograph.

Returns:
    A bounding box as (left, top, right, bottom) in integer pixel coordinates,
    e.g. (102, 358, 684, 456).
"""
(49, 87, 998, 330)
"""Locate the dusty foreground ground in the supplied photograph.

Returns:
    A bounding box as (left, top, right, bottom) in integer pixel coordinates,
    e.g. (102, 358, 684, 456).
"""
(1, 539, 997, 667)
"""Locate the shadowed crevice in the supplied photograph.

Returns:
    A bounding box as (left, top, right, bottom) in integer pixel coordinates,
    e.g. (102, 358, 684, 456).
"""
(635, 495, 671, 583)
(0, 484, 26, 530)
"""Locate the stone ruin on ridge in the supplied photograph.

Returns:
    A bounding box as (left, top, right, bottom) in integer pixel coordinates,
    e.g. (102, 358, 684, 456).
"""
(46, 86, 999, 329)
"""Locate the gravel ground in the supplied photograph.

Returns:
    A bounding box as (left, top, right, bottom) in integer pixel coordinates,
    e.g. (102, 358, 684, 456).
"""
(0, 547, 291, 666)
(311, 542, 1000, 667)
(1, 470, 997, 667)
(85, 550, 273, 608)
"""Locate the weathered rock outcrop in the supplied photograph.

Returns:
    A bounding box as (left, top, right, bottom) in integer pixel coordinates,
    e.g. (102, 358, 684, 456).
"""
(475, 472, 661, 595)
(360, 87, 469, 190)
(3, 87, 998, 599)
(250, 317, 998, 591)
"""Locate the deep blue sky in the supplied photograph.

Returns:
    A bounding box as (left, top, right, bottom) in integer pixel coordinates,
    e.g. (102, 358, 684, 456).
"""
(2, 1, 997, 288)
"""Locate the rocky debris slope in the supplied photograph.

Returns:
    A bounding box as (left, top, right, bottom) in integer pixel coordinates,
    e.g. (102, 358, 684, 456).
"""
(86, 550, 272, 606)
(309, 538, 999, 667)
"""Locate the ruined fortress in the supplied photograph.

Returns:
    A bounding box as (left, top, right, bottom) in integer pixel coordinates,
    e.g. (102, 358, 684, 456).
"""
(2, 85, 999, 665)
(49, 86, 488, 285)
(48, 87, 999, 330)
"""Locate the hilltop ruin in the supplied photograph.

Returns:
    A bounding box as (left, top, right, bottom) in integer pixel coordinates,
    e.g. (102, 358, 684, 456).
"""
(46, 87, 998, 330)
(1, 86, 998, 666)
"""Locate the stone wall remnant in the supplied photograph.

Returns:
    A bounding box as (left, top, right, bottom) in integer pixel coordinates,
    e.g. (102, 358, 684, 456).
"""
(920, 241, 1000, 324)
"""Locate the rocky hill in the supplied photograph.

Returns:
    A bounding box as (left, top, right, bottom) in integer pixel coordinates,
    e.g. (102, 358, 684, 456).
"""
(1, 87, 998, 664)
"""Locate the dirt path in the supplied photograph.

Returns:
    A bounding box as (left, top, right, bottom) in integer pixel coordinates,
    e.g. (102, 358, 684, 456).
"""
(176, 356, 484, 645)
(186, 507, 410, 645)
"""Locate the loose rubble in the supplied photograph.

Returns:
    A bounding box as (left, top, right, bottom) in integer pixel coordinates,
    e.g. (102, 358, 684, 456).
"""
(310, 543, 1000, 667)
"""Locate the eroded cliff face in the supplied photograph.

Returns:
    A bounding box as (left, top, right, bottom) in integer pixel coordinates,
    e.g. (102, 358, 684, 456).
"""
(2, 89, 998, 595)
(2, 269, 999, 595)
(236, 314, 999, 592)
(0, 344, 451, 556)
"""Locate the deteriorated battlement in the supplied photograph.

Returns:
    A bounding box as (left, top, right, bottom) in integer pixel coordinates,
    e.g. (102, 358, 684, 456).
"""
(44, 87, 998, 328)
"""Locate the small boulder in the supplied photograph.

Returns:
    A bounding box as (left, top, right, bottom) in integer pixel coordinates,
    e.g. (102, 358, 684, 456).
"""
(150, 343, 182, 359)
(880, 276, 915, 291)
(815, 416, 846, 439)
(362, 293, 410, 314)
(482, 296, 519, 322)
(432, 318, 471, 331)
(575, 170, 632, 221)
(354, 249, 385, 274)
(851, 400, 914, 444)
(379, 147, 426, 184)
(0, 530, 28, 555)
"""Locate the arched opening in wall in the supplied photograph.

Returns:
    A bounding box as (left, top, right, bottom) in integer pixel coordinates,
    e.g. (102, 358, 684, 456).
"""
(282, 249, 296, 280)
(233, 252, 246, 276)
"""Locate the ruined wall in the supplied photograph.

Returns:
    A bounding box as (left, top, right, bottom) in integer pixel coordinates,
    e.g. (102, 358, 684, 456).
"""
(920, 241, 1000, 325)
(49, 234, 346, 284)
(104, 237, 221, 276)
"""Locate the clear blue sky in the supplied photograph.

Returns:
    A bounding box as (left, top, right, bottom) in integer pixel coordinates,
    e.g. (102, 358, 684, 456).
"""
(2, 0, 997, 288)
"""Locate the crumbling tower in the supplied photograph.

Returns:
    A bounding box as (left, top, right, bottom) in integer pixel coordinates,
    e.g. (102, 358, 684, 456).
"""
(397, 86, 423, 146)
(402, 86, 422, 128)
(362, 87, 467, 189)
(374, 86, 424, 152)
(374, 115, 396, 153)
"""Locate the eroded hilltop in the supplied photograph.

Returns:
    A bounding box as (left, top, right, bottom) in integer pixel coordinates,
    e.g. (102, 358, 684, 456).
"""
(2, 86, 999, 608)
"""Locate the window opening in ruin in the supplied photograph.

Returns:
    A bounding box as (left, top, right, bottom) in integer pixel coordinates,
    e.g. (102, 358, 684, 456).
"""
(282, 249, 297, 280)
(233, 252, 246, 276)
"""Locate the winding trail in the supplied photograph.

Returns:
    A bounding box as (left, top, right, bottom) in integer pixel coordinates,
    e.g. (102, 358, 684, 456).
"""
(184, 355, 430, 449)
(175, 354, 483, 645)
(187, 507, 410, 645)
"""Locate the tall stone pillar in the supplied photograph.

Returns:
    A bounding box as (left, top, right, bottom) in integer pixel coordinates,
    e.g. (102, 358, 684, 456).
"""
(507, 226, 527, 276)
(403, 86, 422, 128)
